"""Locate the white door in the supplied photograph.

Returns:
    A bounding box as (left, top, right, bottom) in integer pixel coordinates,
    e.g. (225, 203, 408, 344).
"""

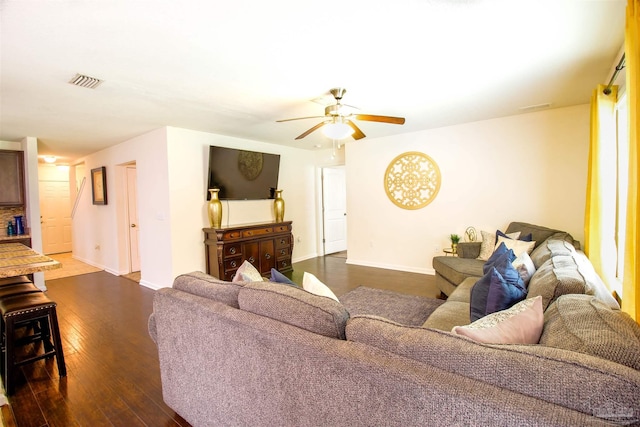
(39, 181, 72, 254)
(322, 166, 347, 254)
(126, 167, 141, 272)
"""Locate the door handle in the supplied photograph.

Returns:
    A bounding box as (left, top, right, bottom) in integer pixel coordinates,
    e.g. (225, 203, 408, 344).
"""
(131, 224, 137, 228)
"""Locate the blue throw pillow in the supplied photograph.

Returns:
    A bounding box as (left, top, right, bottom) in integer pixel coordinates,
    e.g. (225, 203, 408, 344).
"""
(471, 269, 497, 322)
(519, 233, 533, 242)
(482, 243, 515, 274)
(269, 268, 297, 287)
(470, 263, 527, 322)
(491, 252, 525, 288)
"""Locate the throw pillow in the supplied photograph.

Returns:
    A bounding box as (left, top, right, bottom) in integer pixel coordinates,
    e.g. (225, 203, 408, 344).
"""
(452, 296, 543, 344)
(477, 230, 520, 261)
(495, 235, 536, 258)
(302, 272, 339, 302)
(512, 251, 536, 286)
(470, 259, 526, 322)
(269, 268, 297, 287)
(519, 233, 533, 242)
(232, 260, 263, 282)
(483, 243, 515, 275)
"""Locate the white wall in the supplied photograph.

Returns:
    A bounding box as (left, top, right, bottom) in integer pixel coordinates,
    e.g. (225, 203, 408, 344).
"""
(72, 126, 332, 289)
(345, 104, 590, 274)
(165, 127, 329, 277)
(72, 128, 173, 288)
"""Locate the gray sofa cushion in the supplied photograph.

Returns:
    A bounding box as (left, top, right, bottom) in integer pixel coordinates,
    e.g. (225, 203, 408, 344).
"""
(446, 277, 477, 303)
(238, 281, 349, 339)
(422, 301, 470, 330)
(528, 257, 590, 311)
(540, 294, 640, 370)
(528, 254, 619, 311)
(173, 271, 248, 308)
(505, 222, 578, 250)
(432, 257, 483, 288)
(529, 236, 577, 268)
(347, 315, 640, 424)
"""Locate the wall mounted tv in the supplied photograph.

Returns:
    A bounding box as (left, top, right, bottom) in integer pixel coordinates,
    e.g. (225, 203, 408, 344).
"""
(206, 146, 281, 200)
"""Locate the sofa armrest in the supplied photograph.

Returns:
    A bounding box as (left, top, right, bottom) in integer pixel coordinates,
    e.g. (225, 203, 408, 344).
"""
(456, 242, 481, 259)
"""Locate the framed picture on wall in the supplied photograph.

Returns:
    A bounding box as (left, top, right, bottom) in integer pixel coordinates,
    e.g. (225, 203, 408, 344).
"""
(91, 167, 107, 205)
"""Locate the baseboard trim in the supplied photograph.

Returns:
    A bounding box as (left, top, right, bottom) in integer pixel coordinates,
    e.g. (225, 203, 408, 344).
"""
(292, 252, 319, 263)
(139, 280, 163, 290)
(71, 254, 106, 270)
(345, 258, 435, 276)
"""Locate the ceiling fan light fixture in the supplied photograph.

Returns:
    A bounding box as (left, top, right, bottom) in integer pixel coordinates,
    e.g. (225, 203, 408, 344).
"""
(322, 122, 354, 139)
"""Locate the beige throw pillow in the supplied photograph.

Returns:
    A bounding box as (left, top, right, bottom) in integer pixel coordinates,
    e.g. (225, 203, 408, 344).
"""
(477, 230, 520, 261)
(452, 296, 543, 344)
(303, 272, 339, 302)
(232, 260, 263, 282)
(495, 235, 536, 258)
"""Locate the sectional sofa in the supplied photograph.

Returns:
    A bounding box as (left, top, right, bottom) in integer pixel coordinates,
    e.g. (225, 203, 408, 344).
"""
(149, 223, 640, 427)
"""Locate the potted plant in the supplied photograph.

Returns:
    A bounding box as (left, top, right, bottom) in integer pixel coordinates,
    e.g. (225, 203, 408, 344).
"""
(450, 234, 461, 254)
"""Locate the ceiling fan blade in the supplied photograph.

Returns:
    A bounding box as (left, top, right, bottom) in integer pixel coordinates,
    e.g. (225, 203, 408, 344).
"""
(277, 115, 326, 123)
(295, 121, 327, 140)
(347, 120, 366, 140)
(354, 114, 405, 125)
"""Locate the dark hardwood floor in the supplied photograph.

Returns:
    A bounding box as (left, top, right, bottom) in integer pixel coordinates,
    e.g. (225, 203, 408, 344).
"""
(1, 254, 438, 426)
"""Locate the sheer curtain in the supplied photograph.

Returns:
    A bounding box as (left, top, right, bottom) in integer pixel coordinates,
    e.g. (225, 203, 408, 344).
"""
(623, 0, 639, 322)
(584, 84, 618, 289)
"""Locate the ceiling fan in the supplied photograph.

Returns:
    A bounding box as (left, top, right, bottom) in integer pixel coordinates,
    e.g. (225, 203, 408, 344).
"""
(277, 88, 405, 140)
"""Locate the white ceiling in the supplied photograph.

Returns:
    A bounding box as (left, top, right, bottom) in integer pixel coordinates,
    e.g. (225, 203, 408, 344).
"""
(0, 0, 626, 164)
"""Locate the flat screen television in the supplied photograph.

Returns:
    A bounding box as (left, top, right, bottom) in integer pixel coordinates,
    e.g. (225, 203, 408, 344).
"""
(206, 146, 281, 200)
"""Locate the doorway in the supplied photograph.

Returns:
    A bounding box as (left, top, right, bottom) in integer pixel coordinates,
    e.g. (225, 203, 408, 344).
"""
(39, 164, 72, 255)
(125, 165, 141, 275)
(321, 166, 347, 255)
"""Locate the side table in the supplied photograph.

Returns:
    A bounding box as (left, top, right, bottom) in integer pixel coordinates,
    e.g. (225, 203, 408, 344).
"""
(443, 248, 458, 257)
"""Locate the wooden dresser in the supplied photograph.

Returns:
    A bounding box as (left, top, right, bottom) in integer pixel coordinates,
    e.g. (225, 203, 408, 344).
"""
(203, 221, 293, 281)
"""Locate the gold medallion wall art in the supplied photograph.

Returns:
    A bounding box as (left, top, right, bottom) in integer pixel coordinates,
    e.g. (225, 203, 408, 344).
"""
(384, 151, 441, 210)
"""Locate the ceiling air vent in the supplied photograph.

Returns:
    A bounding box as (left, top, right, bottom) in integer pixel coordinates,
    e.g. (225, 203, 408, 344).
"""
(68, 73, 103, 89)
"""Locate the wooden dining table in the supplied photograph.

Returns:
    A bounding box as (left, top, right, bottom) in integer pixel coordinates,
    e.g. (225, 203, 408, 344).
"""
(0, 242, 61, 278)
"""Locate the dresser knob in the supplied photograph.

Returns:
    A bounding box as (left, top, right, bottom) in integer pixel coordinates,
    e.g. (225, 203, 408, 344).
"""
(265, 254, 271, 260)
(230, 261, 237, 268)
(280, 249, 286, 255)
(247, 231, 252, 236)
(230, 247, 236, 254)
(248, 256, 255, 263)
(280, 239, 285, 244)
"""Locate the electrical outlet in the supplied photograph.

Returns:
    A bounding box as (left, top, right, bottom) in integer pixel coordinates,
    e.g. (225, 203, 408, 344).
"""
(434, 246, 439, 253)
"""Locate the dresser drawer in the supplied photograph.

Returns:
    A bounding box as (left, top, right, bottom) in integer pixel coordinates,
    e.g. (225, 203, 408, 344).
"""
(224, 243, 242, 257)
(222, 230, 242, 240)
(276, 246, 290, 258)
(274, 224, 291, 233)
(224, 258, 242, 271)
(243, 227, 273, 238)
(275, 235, 291, 249)
(222, 269, 237, 282)
(277, 259, 291, 270)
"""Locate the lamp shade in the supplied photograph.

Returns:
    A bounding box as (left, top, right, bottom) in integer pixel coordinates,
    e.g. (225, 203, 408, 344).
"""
(322, 122, 354, 140)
